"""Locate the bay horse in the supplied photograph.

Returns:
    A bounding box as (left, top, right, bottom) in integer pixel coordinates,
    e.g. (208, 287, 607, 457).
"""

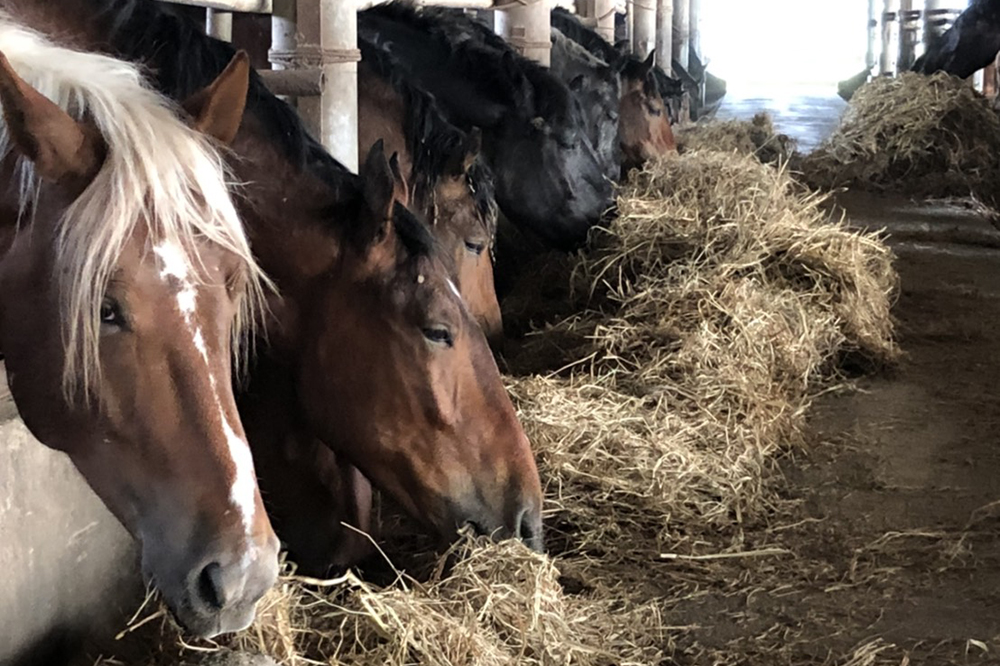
(360, 1, 615, 251)
(548, 9, 677, 173)
(0, 9, 278, 637)
(357, 36, 502, 344)
(90, 0, 543, 573)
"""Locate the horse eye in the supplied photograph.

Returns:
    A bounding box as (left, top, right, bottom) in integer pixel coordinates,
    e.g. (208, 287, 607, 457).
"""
(100, 297, 124, 329)
(422, 326, 454, 347)
(648, 105, 662, 117)
(464, 240, 486, 256)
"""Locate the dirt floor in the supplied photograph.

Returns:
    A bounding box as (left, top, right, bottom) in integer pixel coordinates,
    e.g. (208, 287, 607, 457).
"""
(656, 192, 1000, 665)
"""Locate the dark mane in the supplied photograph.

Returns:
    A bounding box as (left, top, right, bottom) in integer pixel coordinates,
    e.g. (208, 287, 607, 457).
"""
(89, 0, 437, 253)
(359, 37, 497, 238)
(550, 6, 683, 99)
(361, 1, 576, 127)
(550, 7, 620, 63)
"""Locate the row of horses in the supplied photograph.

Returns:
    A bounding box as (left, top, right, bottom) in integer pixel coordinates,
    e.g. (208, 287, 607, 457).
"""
(0, 0, 679, 640)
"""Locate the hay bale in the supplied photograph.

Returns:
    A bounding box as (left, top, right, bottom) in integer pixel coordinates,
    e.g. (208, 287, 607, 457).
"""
(800, 71, 1000, 201)
(674, 112, 797, 165)
(504, 151, 897, 567)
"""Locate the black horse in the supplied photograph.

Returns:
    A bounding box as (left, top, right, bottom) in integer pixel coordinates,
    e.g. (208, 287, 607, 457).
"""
(359, 2, 614, 251)
(912, 0, 1000, 80)
(550, 6, 685, 120)
(550, 27, 622, 183)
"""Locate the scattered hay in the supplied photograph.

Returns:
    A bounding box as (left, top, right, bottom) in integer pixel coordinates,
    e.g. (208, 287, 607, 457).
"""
(674, 111, 797, 165)
(122, 539, 665, 666)
(504, 151, 898, 570)
(800, 71, 1000, 202)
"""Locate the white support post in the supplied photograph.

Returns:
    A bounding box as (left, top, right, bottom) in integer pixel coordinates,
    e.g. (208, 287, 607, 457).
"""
(269, 0, 297, 103)
(625, 0, 634, 51)
(594, 0, 617, 44)
(688, 0, 700, 65)
(671, 0, 688, 72)
(897, 0, 922, 71)
(880, 0, 900, 76)
(632, 0, 655, 57)
(923, 0, 963, 50)
(655, 0, 672, 74)
(866, 0, 877, 69)
(270, 0, 359, 171)
(205, 8, 234, 41)
(496, 0, 551, 66)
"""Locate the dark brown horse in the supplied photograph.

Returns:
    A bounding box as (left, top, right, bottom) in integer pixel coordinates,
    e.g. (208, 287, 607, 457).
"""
(91, 0, 544, 573)
(0, 9, 279, 638)
(357, 37, 502, 344)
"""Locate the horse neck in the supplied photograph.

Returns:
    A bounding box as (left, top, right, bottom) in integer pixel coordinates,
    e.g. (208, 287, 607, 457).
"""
(2, 0, 104, 48)
(229, 114, 346, 293)
(357, 65, 414, 184)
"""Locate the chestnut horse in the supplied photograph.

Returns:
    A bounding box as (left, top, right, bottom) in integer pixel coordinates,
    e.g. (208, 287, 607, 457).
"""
(92, 0, 543, 573)
(357, 36, 502, 344)
(0, 10, 278, 637)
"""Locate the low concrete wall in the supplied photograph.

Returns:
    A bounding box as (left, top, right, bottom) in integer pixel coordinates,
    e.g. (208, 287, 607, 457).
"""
(0, 366, 143, 666)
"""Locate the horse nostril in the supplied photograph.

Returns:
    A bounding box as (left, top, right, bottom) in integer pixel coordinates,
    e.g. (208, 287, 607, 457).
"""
(197, 562, 228, 610)
(514, 505, 544, 552)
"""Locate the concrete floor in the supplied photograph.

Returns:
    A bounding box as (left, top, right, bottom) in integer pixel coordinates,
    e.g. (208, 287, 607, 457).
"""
(715, 84, 849, 153)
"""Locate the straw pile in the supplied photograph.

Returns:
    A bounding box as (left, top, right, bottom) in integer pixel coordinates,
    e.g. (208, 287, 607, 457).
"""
(116, 149, 898, 666)
(674, 111, 796, 165)
(800, 71, 1000, 202)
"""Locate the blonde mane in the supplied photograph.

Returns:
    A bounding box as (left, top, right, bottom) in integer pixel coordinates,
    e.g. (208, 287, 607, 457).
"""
(0, 16, 270, 398)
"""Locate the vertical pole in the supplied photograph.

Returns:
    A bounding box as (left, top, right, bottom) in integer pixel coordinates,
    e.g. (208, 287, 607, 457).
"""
(594, 0, 616, 44)
(320, 0, 359, 172)
(274, 0, 359, 171)
(633, 0, 656, 57)
(672, 0, 688, 72)
(880, 0, 900, 76)
(625, 0, 635, 51)
(655, 0, 673, 74)
(497, 0, 551, 66)
(923, 0, 963, 51)
(897, 0, 921, 71)
(688, 0, 700, 66)
(866, 0, 877, 70)
(206, 8, 234, 42)
(269, 0, 296, 105)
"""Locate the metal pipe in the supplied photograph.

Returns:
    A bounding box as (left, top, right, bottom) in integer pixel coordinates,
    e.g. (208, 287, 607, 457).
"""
(866, 0, 877, 69)
(923, 0, 963, 50)
(164, 0, 271, 12)
(688, 0, 700, 65)
(655, 0, 672, 74)
(594, 0, 617, 43)
(496, 0, 551, 66)
(205, 8, 234, 42)
(258, 69, 324, 95)
(880, 0, 900, 76)
(361, 0, 497, 8)
(632, 0, 655, 57)
(319, 0, 359, 171)
(897, 0, 922, 71)
(671, 0, 688, 72)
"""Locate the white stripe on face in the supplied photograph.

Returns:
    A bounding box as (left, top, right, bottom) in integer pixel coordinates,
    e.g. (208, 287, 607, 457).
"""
(154, 242, 256, 535)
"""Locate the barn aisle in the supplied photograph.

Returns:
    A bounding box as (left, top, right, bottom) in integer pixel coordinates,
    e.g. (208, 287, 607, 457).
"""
(663, 193, 1000, 663)
(714, 84, 848, 152)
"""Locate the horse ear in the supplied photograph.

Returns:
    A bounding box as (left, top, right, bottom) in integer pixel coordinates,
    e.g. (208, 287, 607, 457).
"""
(359, 140, 397, 245)
(181, 50, 250, 145)
(639, 50, 656, 77)
(445, 127, 482, 178)
(387, 151, 411, 207)
(0, 50, 104, 190)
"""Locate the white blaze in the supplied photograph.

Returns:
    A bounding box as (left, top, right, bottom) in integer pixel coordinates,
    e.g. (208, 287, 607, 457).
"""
(154, 242, 256, 535)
